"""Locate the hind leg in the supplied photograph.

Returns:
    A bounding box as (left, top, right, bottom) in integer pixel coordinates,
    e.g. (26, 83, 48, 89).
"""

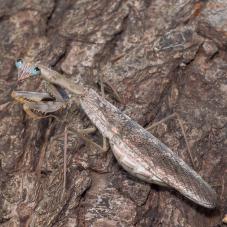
(146, 112, 195, 168)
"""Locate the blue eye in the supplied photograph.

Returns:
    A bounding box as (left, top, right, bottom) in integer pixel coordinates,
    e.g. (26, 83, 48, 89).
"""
(30, 66, 41, 76)
(15, 59, 23, 69)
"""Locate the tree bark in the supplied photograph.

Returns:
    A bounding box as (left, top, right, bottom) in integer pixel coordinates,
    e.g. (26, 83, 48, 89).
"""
(0, 0, 226, 226)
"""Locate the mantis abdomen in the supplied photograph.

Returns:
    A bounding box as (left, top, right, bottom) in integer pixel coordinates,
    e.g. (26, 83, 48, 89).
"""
(81, 88, 217, 208)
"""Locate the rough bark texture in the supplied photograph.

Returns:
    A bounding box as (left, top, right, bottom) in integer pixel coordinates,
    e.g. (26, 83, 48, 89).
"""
(0, 0, 226, 226)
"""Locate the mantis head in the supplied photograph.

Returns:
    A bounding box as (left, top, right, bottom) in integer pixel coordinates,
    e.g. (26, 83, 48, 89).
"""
(15, 59, 41, 81)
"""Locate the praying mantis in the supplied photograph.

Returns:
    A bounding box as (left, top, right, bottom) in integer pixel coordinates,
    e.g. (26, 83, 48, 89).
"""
(11, 59, 69, 119)
(11, 59, 217, 209)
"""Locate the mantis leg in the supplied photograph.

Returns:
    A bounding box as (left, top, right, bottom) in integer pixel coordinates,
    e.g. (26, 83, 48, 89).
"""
(52, 125, 107, 196)
(23, 101, 67, 120)
(67, 127, 109, 153)
(22, 101, 69, 196)
(99, 74, 109, 152)
(23, 104, 43, 120)
(146, 112, 195, 168)
(52, 125, 108, 152)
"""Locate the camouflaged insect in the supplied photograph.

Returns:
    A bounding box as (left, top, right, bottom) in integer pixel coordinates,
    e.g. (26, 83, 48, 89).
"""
(13, 60, 218, 208)
(12, 60, 69, 119)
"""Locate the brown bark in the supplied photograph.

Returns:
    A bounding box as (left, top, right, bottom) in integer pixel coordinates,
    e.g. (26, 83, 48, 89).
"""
(0, 0, 226, 226)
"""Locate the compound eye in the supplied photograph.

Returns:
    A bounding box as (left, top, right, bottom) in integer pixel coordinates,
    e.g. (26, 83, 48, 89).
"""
(31, 66, 41, 76)
(15, 59, 23, 69)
